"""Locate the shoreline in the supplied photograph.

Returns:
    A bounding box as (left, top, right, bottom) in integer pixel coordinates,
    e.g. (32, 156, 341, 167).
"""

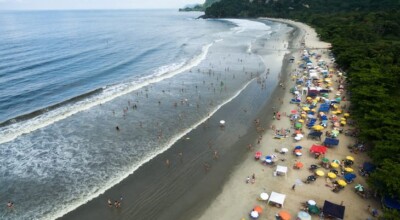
(197, 18, 381, 220)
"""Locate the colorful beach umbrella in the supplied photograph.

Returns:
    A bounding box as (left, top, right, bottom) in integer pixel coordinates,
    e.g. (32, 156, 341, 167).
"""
(346, 156, 354, 161)
(322, 158, 329, 163)
(254, 205, 263, 214)
(260, 192, 269, 201)
(302, 106, 310, 111)
(308, 205, 320, 214)
(340, 121, 347, 125)
(328, 172, 337, 179)
(291, 110, 298, 114)
(298, 119, 304, 123)
(295, 161, 304, 168)
(312, 125, 324, 131)
(297, 211, 311, 220)
(355, 184, 364, 192)
(330, 162, 339, 168)
(337, 180, 347, 187)
(344, 167, 354, 172)
(278, 210, 291, 220)
(250, 210, 259, 219)
(315, 170, 325, 177)
(332, 159, 340, 164)
(344, 113, 350, 117)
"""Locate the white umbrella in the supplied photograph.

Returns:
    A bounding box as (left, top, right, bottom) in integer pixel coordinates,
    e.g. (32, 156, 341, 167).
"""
(260, 192, 269, 201)
(297, 211, 312, 220)
(294, 136, 302, 141)
(281, 148, 288, 153)
(295, 151, 302, 156)
(307, 200, 316, 206)
(250, 210, 259, 218)
(219, 120, 225, 125)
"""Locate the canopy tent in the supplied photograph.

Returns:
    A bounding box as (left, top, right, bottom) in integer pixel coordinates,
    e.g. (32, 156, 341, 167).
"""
(323, 200, 345, 219)
(267, 191, 286, 207)
(276, 165, 288, 178)
(310, 145, 327, 154)
(383, 196, 400, 211)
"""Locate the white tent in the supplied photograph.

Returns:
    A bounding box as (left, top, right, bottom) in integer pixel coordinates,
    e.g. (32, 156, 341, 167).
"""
(267, 191, 286, 207)
(276, 165, 288, 178)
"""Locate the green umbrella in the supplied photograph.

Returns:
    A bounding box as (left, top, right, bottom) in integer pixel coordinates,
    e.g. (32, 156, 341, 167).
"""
(295, 123, 302, 129)
(322, 158, 329, 163)
(355, 184, 364, 192)
(308, 205, 320, 214)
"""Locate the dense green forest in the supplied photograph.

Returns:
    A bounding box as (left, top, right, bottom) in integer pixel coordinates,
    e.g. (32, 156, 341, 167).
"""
(206, 0, 400, 218)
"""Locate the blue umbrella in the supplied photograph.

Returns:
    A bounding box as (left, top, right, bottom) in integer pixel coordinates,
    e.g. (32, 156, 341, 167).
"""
(344, 173, 356, 182)
(295, 146, 303, 150)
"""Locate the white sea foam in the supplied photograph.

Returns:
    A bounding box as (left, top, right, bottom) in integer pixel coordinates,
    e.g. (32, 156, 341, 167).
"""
(223, 19, 272, 33)
(0, 43, 214, 145)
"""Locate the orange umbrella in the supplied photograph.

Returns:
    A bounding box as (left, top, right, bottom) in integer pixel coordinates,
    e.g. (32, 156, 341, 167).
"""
(254, 205, 263, 214)
(279, 210, 292, 220)
(295, 161, 304, 168)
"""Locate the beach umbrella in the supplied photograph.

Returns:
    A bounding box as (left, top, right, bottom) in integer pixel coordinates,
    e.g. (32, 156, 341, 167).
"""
(340, 121, 347, 125)
(219, 120, 225, 125)
(260, 192, 269, 201)
(254, 205, 263, 214)
(322, 158, 329, 163)
(295, 146, 303, 150)
(281, 148, 289, 153)
(308, 205, 320, 215)
(315, 170, 325, 177)
(340, 117, 346, 121)
(298, 119, 304, 123)
(295, 161, 304, 168)
(297, 211, 311, 220)
(295, 123, 302, 129)
(302, 106, 310, 111)
(344, 173, 357, 182)
(295, 150, 302, 156)
(328, 172, 337, 179)
(333, 122, 340, 127)
(306, 97, 312, 100)
(332, 159, 340, 164)
(344, 167, 354, 173)
(346, 156, 354, 161)
(250, 210, 259, 219)
(278, 210, 291, 220)
(344, 113, 350, 117)
(337, 180, 347, 187)
(331, 130, 339, 136)
(307, 200, 316, 206)
(312, 125, 324, 131)
(330, 162, 339, 168)
(355, 184, 364, 192)
(255, 151, 262, 157)
(291, 110, 298, 114)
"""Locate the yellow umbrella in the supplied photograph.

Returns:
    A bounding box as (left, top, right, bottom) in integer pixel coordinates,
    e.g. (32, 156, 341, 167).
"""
(330, 162, 339, 168)
(301, 113, 306, 119)
(333, 104, 339, 109)
(346, 156, 354, 161)
(328, 172, 337, 179)
(340, 121, 347, 125)
(311, 109, 316, 112)
(298, 119, 304, 123)
(336, 109, 342, 114)
(306, 97, 312, 100)
(344, 167, 354, 172)
(340, 118, 346, 121)
(313, 125, 324, 131)
(337, 180, 347, 187)
(315, 170, 325, 177)
(344, 113, 350, 117)
(302, 106, 310, 111)
(324, 78, 331, 82)
(331, 111, 337, 115)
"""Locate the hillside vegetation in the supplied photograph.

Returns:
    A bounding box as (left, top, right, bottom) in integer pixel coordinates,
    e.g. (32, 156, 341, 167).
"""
(206, 1, 400, 218)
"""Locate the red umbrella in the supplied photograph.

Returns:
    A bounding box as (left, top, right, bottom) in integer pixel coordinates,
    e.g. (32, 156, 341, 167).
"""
(291, 110, 298, 114)
(310, 145, 327, 154)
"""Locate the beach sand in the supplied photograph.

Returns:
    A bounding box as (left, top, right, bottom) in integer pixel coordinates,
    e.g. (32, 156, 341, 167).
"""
(197, 19, 381, 220)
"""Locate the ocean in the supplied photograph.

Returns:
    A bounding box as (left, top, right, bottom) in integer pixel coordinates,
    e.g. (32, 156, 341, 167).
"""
(0, 10, 291, 219)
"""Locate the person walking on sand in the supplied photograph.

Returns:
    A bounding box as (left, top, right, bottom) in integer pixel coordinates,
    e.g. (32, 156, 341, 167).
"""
(165, 159, 170, 167)
(292, 184, 296, 191)
(107, 199, 112, 208)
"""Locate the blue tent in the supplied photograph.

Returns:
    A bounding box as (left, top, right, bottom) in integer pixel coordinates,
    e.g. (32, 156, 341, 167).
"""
(344, 173, 356, 182)
(383, 196, 400, 211)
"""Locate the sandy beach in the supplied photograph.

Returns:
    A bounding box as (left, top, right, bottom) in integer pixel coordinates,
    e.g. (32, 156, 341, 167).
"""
(197, 18, 381, 220)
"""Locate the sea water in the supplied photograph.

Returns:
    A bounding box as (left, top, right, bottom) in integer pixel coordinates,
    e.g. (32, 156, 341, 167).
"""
(0, 10, 290, 219)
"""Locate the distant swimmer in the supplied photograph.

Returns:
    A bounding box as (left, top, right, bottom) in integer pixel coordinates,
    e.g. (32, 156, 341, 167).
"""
(107, 199, 112, 208)
(116, 126, 120, 131)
